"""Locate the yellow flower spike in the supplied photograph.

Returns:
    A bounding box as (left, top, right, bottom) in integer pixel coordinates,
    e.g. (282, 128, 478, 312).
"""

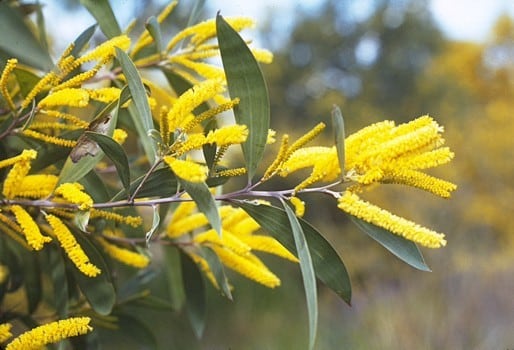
(112, 128, 128, 144)
(21, 129, 77, 148)
(238, 235, 299, 262)
(37, 88, 89, 108)
(286, 122, 326, 157)
(290, 196, 305, 217)
(16, 174, 59, 199)
(172, 133, 207, 155)
(75, 35, 131, 65)
(205, 124, 249, 146)
(86, 87, 122, 103)
(54, 183, 93, 210)
(0, 323, 13, 343)
(56, 43, 76, 72)
(0, 58, 18, 111)
(188, 253, 219, 288)
(382, 169, 457, 198)
(170, 56, 225, 80)
(21, 71, 59, 110)
(96, 237, 150, 268)
(53, 65, 100, 90)
(28, 122, 82, 131)
(89, 209, 142, 227)
(212, 246, 281, 288)
(214, 167, 247, 178)
(167, 212, 208, 238)
(337, 191, 447, 248)
(2, 150, 37, 199)
(5, 317, 92, 350)
(182, 98, 240, 133)
(10, 205, 52, 250)
(43, 110, 89, 128)
(263, 134, 290, 180)
(194, 229, 252, 256)
(266, 129, 277, 144)
(392, 147, 455, 170)
(45, 215, 101, 277)
(166, 79, 225, 130)
(251, 48, 274, 64)
(168, 200, 197, 224)
(0, 214, 32, 249)
(0, 149, 37, 170)
(159, 105, 170, 145)
(166, 17, 254, 52)
(163, 156, 208, 183)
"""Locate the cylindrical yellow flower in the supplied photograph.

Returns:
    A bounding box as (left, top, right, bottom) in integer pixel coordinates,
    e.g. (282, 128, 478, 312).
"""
(5, 317, 92, 350)
(37, 88, 89, 108)
(96, 237, 150, 268)
(289, 196, 305, 217)
(163, 156, 207, 183)
(10, 205, 52, 250)
(45, 215, 101, 277)
(167, 212, 208, 238)
(54, 183, 93, 210)
(16, 174, 59, 199)
(205, 124, 249, 146)
(0, 58, 18, 111)
(75, 35, 131, 65)
(337, 191, 447, 248)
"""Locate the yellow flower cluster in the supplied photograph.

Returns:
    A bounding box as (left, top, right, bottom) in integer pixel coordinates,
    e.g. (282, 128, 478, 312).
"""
(0, 323, 13, 343)
(46, 214, 101, 277)
(167, 200, 297, 288)
(1, 150, 38, 199)
(54, 183, 94, 210)
(5, 317, 92, 350)
(10, 205, 52, 251)
(96, 237, 150, 268)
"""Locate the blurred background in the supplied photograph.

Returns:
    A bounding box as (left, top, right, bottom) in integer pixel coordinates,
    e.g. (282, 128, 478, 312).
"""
(41, 0, 514, 348)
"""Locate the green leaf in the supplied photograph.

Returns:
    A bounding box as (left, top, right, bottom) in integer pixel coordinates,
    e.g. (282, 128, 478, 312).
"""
(200, 246, 232, 299)
(70, 230, 116, 315)
(179, 179, 221, 235)
(0, 3, 53, 70)
(331, 105, 345, 178)
(162, 245, 185, 310)
(110, 167, 177, 201)
(46, 249, 69, 317)
(348, 215, 431, 271)
(13, 68, 40, 97)
(57, 86, 130, 185)
(283, 203, 318, 350)
(70, 24, 97, 57)
(35, 2, 48, 52)
(23, 252, 42, 313)
(145, 16, 163, 54)
(216, 14, 270, 180)
(237, 201, 352, 304)
(85, 131, 131, 191)
(181, 252, 207, 338)
(114, 313, 158, 350)
(116, 48, 157, 164)
(80, 0, 121, 38)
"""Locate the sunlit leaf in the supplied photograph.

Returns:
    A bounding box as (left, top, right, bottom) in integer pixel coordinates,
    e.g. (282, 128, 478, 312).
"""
(237, 201, 352, 304)
(217, 14, 270, 180)
(80, 0, 121, 38)
(179, 179, 221, 235)
(0, 2, 53, 70)
(116, 48, 157, 164)
(181, 252, 207, 338)
(85, 131, 131, 191)
(70, 230, 116, 315)
(349, 215, 431, 271)
(283, 203, 318, 350)
(331, 105, 345, 178)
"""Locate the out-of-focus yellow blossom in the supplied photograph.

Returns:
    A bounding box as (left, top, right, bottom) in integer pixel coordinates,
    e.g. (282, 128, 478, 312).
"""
(290, 196, 305, 217)
(54, 183, 93, 210)
(89, 209, 142, 227)
(163, 156, 208, 183)
(5, 317, 92, 350)
(10, 205, 52, 250)
(205, 124, 248, 146)
(75, 35, 131, 65)
(96, 237, 150, 268)
(0, 213, 32, 249)
(45, 215, 101, 277)
(0, 323, 13, 343)
(112, 128, 128, 144)
(0, 58, 18, 110)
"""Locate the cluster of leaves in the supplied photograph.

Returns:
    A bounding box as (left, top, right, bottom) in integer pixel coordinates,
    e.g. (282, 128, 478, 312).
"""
(0, 1, 454, 349)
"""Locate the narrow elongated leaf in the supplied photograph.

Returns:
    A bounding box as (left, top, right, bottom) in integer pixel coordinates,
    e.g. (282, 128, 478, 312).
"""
(116, 48, 157, 164)
(85, 131, 130, 191)
(114, 313, 158, 350)
(47, 249, 69, 317)
(217, 14, 270, 180)
(0, 3, 53, 70)
(179, 180, 221, 235)
(237, 201, 351, 304)
(331, 105, 345, 178)
(110, 167, 177, 201)
(145, 16, 163, 54)
(349, 215, 431, 271)
(80, 0, 121, 38)
(35, 2, 48, 52)
(181, 252, 207, 338)
(70, 231, 116, 315)
(162, 245, 185, 310)
(284, 203, 318, 350)
(23, 252, 42, 313)
(70, 24, 97, 57)
(200, 246, 232, 299)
